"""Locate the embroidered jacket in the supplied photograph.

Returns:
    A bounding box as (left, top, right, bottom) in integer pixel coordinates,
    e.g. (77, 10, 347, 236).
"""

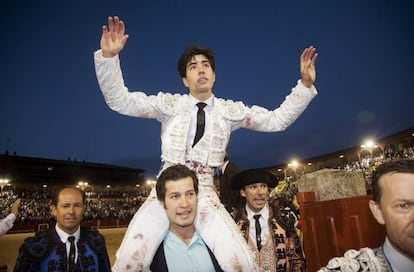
(318, 247, 392, 272)
(14, 226, 111, 272)
(232, 204, 306, 272)
(94, 50, 317, 167)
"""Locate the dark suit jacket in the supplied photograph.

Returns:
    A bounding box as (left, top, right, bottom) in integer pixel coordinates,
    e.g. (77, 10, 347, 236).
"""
(150, 241, 223, 272)
(219, 161, 241, 211)
(14, 226, 111, 272)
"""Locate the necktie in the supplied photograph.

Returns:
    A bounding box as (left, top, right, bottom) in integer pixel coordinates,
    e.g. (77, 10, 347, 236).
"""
(253, 214, 262, 251)
(68, 236, 76, 271)
(192, 102, 207, 147)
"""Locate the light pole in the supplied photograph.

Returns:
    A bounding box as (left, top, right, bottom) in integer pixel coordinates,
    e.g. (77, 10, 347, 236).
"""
(77, 181, 89, 191)
(288, 160, 299, 181)
(360, 139, 377, 168)
(0, 178, 10, 193)
(360, 139, 377, 157)
(146, 179, 156, 188)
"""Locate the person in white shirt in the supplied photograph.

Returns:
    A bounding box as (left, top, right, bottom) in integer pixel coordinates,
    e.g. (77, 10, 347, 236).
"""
(0, 198, 20, 236)
(94, 15, 318, 271)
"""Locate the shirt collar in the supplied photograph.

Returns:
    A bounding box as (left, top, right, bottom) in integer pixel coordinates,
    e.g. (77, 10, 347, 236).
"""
(221, 160, 230, 172)
(55, 224, 80, 243)
(189, 94, 214, 109)
(166, 230, 203, 247)
(383, 237, 414, 271)
(245, 203, 269, 221)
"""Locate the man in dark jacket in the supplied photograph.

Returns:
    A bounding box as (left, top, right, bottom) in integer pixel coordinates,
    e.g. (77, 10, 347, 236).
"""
(14, 187, 111, 271)
(218, 153, 241, 212)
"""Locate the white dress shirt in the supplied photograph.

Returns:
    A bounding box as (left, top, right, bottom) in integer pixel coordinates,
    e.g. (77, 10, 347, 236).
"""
(245, 204, 270, 249)
(0, 213, 16, 236)
(55, 225, 81, 263)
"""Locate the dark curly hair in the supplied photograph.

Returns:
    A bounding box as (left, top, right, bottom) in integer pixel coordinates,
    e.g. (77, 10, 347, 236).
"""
(177, 44, 215, 78)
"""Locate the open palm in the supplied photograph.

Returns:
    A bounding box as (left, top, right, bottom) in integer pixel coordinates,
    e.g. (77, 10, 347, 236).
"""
(100, 16, 129, 58)
(300, 46, 318, 88)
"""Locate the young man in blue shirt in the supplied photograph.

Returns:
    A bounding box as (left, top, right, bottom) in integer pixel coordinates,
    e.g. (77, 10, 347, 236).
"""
(150, 165, 222, 272)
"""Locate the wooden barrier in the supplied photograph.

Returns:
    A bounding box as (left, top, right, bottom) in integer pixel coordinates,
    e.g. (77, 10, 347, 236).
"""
(297, 192, 386, 272)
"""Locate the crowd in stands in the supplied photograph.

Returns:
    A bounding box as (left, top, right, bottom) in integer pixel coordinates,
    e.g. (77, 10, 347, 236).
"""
(0, 189, 145, 230)
(341, 146, 414, 193)
(341, 146, 414, 172)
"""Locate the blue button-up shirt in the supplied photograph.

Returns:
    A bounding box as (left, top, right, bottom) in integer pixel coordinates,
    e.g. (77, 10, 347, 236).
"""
(164, 230, 216, 272)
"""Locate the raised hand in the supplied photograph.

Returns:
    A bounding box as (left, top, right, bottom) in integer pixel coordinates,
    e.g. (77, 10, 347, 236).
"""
(11, 198, 21, 216)
(300, 46, 318, 88)
(100, 16, 129, 58)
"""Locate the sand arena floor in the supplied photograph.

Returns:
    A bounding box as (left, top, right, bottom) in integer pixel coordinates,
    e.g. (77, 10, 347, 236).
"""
(0, 227, 127, 271)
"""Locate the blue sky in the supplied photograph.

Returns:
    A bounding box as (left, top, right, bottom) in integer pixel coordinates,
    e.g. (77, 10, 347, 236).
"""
(1, 0, 413, 178)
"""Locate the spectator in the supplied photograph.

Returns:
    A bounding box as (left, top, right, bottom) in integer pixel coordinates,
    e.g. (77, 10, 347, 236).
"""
(278, 186, 300, 228)
(0, 198, 20, 272)
(14, 187, 111, 271)
(318, 159, 414, 271)
(0, 198, 20, 236)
